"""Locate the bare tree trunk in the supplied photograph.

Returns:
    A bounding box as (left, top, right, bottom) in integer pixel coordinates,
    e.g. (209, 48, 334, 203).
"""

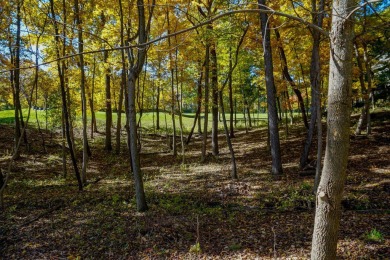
(104, 50, 113, 151)
(259, 0, 283, 176)
(166, 8, 177, 156)
(354, 43, 367, 135)
(50, 0, 82, 190)
(89, 56, 97, 138)
(275, 28, 308, 128)
(201, 45, 210, 162)
(311, 0, 355, 257)
(187, 62, 203, 145)
(74, 0, 89, 185)
(300, 0, 325, 169)
(220, 90, 237, 179)
(228, 47, 235, 138)
(12, 0, 22, 159)
(156, 59, 161, 130)
(210, 43, 219, 156)
(363, 43, 372, 135)
(126, 0, 151, 212)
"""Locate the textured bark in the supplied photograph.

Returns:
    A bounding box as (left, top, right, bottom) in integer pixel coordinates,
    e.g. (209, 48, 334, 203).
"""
(115, 0, 126, 154)
(228, 47, 235, 138)
(300, 0, 325, 169)
(201, 45, 210, 163)
(74, 0, 89, 185)
(104, 50, 113, 151)
(167, 8, 177, 156)
(88, 57, 97, 139)
(259, 0, 283, 175)
(49, 0, 82, 190)
(12, 0, 22, 159)
(127, 0, 149, 212)
(210, 43, 219, 156)
(311, 0, 355, 257)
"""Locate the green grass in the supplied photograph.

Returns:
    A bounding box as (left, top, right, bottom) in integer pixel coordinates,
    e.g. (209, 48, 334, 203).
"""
(364, 229, 384, 243)
(0, 108, 269, 133)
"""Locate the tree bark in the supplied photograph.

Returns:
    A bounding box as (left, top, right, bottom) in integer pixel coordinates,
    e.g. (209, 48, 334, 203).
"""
(259, 0, 283, 175)
(186, 61, 203, 145)
(89, 56, 97, 139)
(104, 50, 113, 151)
(74, 0, 89, 185)
(126, 0, 149, 212)
(166, 8, 177, 156)
(201, 44, 210, 162)
(300, 0, 325, 169)
(311, 0, 355, 257)
(210, 43, 219, 156)
(12, 0, 23, 159)
(50, 0, 82, 190)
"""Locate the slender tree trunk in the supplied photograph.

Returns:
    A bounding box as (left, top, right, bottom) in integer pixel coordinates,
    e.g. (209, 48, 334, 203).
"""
(187, 63, 203, 145)
(126, 0, 149, 212)
(311, 0, 355, 257)
(115, 0, 126, 154)
(228, 47, 235, 138)
(50, 0, 82, 190)
(354, 44, 367, 135)
(300, 0, 325, 169)
(13, 0, 22, 159)
(156, 59, 161, 130)
(210, 43, 219, 156)
(259, 0, 283, 175)
(363, 43, 372, 135)
(166, 9, 177, 156)
(104, 50, 113, 151)
(89, 56, 97, 138)
(201, 45, 210, 162)
(220, 90, 237, 179)
(275, 29, 308, 128)
(74, 0, 89, 185)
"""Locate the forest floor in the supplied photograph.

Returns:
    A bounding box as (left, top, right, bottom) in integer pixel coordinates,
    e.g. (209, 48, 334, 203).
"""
(0, 111, 389, 259)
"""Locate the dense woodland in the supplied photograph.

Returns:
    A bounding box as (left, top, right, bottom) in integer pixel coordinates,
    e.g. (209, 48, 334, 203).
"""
(0, 0, 389, 258)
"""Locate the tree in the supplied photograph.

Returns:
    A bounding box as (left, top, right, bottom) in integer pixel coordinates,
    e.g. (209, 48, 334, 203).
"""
(258, 0, 283, 176)
(311, 0, 355, 258)
(126, 0, 153, 212)
(49, 0, 83, 190)
(74, 0, 89, 185)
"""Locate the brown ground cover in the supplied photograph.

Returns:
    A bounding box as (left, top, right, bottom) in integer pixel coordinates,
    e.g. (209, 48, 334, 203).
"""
(0, 111, 389, 259)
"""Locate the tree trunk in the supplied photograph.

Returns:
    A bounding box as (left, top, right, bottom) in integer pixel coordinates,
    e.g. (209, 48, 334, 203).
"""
(228, 46, 235, 138)
(201, 44, 210, 162)
(311, 0, 355, 257)
(12, 0, 22, 159)
(300, 0, 325, 169)
(49, 0, 82, 190)
(156, 60, 161, 130)
(126, 0, 149, 212)
(89, 56, 97, 138)
(210, 43, 219, 156)
(220, 90, 237, 179)
(259, 0, 283, 175)
(363, 43, 372, 135)
(186, 62, 203, 145)
(74, 0, 89, 185)
(166, 8, 176, 156)
(354, 43, 367, 135)
(104, 50, 113, 151)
